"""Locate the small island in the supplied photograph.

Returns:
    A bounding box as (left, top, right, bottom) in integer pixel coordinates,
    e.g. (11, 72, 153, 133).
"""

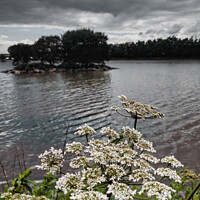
(3, 29, 113, 74)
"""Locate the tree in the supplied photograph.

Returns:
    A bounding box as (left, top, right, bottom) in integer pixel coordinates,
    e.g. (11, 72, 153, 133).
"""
(8, 43, 33, 65)
(33, 35, 63, 66)
(0, 54, 6, 61)
(62, 29, 109, 67)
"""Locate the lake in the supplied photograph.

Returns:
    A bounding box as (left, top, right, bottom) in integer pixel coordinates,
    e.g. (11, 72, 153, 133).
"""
(0, 60, 200, 180)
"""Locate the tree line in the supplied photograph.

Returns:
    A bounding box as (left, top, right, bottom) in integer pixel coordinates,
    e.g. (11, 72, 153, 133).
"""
(8, 30, 200, 71)
(109, 36, 200, 59)
(8, 29, 109, 70)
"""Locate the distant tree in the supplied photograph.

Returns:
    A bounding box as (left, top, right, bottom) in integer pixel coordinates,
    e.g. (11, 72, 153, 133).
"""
(62, 29, 109, 67)
(0, 54, 6, 61)
(33, 35, 63, 66)
(8, 43, 33, 65)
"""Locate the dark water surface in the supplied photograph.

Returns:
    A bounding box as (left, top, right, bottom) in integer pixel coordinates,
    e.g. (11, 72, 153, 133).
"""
(0, 60, 200, 180)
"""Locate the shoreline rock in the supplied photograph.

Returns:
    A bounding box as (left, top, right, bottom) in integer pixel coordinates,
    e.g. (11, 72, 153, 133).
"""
(1, 66, 116, 74)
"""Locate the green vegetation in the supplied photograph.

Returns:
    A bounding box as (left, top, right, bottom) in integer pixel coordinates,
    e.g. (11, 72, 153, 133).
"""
(0, 95, 199, 199)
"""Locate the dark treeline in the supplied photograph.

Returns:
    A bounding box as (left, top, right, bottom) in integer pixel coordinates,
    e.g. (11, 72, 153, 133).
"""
(7, 29, 109, 71)
(7, 30, 200, 72)
(109, 36, 200, 59)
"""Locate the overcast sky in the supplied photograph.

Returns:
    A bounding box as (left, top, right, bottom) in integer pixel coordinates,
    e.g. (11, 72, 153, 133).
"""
(1, 0, 200, 53)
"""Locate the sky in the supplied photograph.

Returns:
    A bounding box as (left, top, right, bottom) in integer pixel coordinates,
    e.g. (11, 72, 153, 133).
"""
(1, 0, 200, 53)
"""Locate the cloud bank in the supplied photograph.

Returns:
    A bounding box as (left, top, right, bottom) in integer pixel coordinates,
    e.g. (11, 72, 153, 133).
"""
(1, 0, 200, 53)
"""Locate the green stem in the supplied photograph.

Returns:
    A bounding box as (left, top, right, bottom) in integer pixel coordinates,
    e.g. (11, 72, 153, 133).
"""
(157, 176, 166, 182)
(186, 181, 200, 200)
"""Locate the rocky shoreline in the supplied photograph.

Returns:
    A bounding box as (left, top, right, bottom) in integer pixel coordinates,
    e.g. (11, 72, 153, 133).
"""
(2, 66, 115, 74)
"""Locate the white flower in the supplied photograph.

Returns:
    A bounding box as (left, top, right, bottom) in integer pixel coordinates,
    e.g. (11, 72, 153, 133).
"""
(129, 169, 155, 182)
(118, 95, 127, 101)
(107, 181, 137, 200)
(135, 139, 156, 153)
(55, 172, 84, 194)
(111, 106, 120, 110)
(133, 158, 155, 171)
(81, 168, 106, 188)
(139, 181, 176, 200)
(123, 126, 142, 141)
(74, 124, 95, 136)
(161, 155, 184, 168)
(36, 147, 64, 175)
(105, 164, 126, 181)
(69, 156, 90, 168)
(71, 191, 108, 200)
(155, 168, 182, 183)
(100, 127, 120, 139)
(140, 153, 160, 164)
(65, 142, 84, 155)
(1, 193, 49, 199)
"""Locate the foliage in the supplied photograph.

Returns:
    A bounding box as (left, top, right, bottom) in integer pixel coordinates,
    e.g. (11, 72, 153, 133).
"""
(62, 29, 109, 67)
(1, 95, 199, 200)
(8, 43, 33, 65)
(0, 55, 6, 61)
(109, 36, 200, 59)
(33, 35, 63, 66)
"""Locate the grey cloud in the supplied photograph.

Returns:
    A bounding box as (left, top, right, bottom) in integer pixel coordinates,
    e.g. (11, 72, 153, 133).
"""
(1, 0, 200, 25)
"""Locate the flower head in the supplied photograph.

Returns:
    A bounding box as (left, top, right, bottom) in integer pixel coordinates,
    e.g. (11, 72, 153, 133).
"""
(135, 139, 156, 153)
(69, 156, 90, 168)
(155, 168, 182, 183)
(100, 127, 120, 139)
(105, 164, 126, 181)
(139, 181, 176, 200)
(107, 181, 137, 200)
(123, 126, 142, 142)
(129, 169, 155, 182)
(161, 155, 184, 168)
(65, 142, 84, 155)
(71, 191, 108, 200)
(74, 124, 95, 136)
(55, 172, 84, 194)
(36, 147, 64, 175)
(81, 168, 106, 187)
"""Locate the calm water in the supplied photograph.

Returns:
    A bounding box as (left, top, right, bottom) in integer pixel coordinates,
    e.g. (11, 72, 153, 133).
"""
(0, 60, 200, 180)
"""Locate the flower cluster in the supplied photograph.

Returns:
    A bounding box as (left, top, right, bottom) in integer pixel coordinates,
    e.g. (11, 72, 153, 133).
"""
(155, 167, 182, 183)
(36, 147, 64, 175)
(81, 168, 106, 188)
(161, 155, 184, 168)
(107, 181, 137, 200)
(65, 142, 84, 155)
(105, 164, 125, 181)
(135, 138, 156, 153)
(0, 193, 49, 200)
(139, 181, 176, 200)
(74, 124, 95, 136)
(112, 95, 164, 119)
(71, 191, 108, 200)
(140, 153, 160, 164)
(69, 156, 90, 168)
(129, 169, 155, 182)
(122, 126, 142, 142)
(100, 127, 120, 139)
(55, 172, 84, 194)
(35, 98, 184, 200)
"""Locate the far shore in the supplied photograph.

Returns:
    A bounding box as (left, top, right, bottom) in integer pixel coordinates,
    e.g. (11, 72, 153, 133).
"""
(1, 65, 116, 74)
